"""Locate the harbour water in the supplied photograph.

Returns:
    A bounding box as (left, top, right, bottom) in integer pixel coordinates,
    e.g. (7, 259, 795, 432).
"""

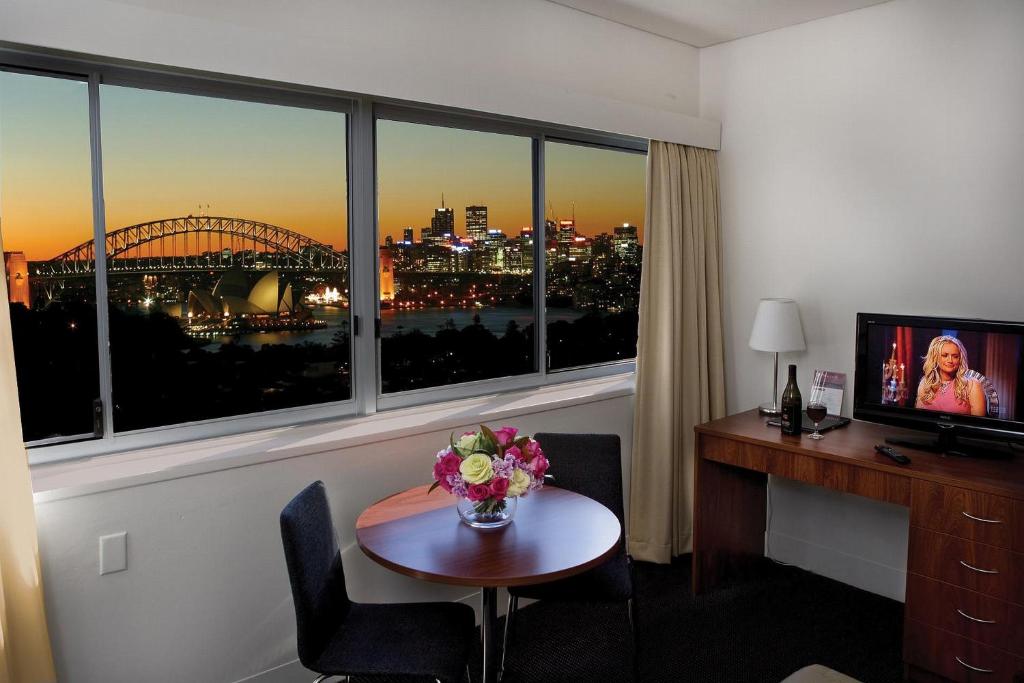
(203, 306, 587, 349)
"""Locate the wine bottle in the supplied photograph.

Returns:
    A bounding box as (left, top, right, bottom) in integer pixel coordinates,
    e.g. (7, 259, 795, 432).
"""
(780, 364, 802, 436)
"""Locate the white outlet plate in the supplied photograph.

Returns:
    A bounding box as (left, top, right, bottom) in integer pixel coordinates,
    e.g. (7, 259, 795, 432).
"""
(99, 532, 127, 575)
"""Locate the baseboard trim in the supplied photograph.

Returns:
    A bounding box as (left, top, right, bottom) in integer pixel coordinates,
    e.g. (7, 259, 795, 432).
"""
(766, 529, 907, 602)
(231, 658, 307, 683)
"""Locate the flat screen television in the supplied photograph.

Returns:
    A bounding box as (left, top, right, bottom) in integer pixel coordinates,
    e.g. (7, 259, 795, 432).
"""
(853, 312, 1024, 458)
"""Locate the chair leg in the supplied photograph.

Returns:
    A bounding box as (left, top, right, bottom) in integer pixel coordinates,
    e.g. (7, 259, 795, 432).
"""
(627, 598, 638, 681)
(498, 594, 519, 682)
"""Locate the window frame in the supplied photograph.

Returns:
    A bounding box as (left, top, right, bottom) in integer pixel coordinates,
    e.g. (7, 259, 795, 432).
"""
(1, 48, 645, 465)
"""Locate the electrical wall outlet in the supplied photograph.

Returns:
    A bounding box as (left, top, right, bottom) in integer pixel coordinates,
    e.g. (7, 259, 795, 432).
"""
(99, 532, 127, 575)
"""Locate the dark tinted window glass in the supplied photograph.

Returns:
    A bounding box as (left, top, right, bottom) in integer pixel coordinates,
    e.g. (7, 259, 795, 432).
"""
(100, 86, 350, 430)
(544, 142, 644, 370)
(1, 70, 100, 441)
(376, 120, 535, 393)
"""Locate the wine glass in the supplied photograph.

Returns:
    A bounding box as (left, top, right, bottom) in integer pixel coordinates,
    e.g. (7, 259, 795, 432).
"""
(807, 371, 828, 440)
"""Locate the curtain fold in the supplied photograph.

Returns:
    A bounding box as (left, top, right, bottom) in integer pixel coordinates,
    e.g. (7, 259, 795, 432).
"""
(0, 236, 57, 683)
(628, 142, 726, 564)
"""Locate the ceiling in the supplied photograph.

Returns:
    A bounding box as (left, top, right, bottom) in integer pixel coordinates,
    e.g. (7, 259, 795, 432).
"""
(546, 0, 891, 47)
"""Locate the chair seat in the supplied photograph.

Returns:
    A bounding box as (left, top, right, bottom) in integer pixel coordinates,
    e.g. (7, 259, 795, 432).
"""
(313, 601, 476, 681)
(781, 664, 862, 683)
(508, 550, 632, 602)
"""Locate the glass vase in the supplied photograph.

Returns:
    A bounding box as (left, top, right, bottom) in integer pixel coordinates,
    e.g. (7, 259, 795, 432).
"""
(456, 496, 517, 529)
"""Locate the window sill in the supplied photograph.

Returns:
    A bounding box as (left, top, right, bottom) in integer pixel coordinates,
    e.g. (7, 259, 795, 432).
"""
(31, 372, 635, 503)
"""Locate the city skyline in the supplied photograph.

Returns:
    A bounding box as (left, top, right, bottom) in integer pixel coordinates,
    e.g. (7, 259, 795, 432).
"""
(1, 72, 645, 262)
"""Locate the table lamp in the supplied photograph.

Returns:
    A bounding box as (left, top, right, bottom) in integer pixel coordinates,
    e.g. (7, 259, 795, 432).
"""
(749, 298, 806, 416)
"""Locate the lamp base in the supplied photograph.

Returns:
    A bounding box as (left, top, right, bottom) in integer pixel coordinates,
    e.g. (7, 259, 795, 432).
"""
(758, 402, 781, 417)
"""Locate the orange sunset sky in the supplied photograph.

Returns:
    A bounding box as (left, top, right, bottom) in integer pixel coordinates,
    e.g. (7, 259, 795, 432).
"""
(1, 71, 645, 262)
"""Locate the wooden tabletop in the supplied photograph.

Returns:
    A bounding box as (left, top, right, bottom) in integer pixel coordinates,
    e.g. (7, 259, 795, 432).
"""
(355, 484, 622, 587)
(696, 410, 1024, 501)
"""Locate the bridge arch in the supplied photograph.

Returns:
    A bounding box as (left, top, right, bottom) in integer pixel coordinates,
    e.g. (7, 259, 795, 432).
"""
(38, 216, 346, 277)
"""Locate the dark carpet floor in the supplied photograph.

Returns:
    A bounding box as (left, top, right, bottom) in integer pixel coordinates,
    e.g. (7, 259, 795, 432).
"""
(355, 555, 906, 683)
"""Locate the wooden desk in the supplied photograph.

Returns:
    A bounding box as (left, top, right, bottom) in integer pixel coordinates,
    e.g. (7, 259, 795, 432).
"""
(693, 410, 1024, 682)
(356, 484, 620, 683)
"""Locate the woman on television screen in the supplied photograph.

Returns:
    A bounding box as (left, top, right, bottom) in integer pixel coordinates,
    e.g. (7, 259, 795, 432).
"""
(915, 335, 986, 416)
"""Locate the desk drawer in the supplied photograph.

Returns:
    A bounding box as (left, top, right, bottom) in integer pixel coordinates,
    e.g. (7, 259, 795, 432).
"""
(906, 574, 1010, 650)
(905, 619, 1024, 683)
(909, 527, 1022, 603)
(912, 481, 1014, 548)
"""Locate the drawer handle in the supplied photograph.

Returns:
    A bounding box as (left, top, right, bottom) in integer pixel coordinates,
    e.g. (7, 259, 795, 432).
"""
(957, 608, 997, 624)
(960, 560, 999, 575)
(955, 656, 994, 674)
(962, 511, 1003, 524)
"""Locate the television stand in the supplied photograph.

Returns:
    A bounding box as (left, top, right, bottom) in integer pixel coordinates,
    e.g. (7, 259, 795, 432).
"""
(885, 423, 1019, 459)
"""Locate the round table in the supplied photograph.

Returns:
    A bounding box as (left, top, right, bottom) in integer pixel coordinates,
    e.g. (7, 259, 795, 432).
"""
(356, 484, 621, 683)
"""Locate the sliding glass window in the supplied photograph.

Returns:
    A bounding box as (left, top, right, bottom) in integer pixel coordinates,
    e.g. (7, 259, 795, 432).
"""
(376, 118, 535, 394)
(99, 85, 351, 431)
(544, 141, 645, 371)
(0, 70, 100, 442)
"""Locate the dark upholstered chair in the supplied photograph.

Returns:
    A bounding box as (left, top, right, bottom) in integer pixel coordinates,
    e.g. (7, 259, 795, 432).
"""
(280, 481, 476, 683)
(500, 433, 635, 679)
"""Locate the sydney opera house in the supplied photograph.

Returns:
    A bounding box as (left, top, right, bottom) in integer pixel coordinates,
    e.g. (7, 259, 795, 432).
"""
(186, 268, 314, 332)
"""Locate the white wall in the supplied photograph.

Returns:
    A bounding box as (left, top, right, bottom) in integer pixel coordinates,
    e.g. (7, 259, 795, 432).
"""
(0, 0, 719, 147)
(34, 393, 634, 683)
(700, 0, 1024, 600)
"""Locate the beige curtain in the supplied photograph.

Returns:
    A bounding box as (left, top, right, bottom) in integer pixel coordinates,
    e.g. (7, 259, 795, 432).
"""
(628, 142, 726, 564)
(0, 239, 57, 683)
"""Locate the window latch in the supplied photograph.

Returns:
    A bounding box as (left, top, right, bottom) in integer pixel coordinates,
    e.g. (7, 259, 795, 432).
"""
(353, 315, 361, 336)
(92, 398, 104, 437)
(374, 318, 382, 339)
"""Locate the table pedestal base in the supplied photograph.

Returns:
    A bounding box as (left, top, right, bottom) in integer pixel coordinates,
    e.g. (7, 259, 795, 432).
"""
(480, 586, 498, 683)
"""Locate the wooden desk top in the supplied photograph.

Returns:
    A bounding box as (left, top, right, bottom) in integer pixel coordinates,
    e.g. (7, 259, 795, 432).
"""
(355, 484, 621, 588)
(696, 410, 1024, 502)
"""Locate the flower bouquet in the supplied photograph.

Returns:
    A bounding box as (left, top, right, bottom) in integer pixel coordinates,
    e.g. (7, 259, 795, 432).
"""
(430, 425, 549, 529)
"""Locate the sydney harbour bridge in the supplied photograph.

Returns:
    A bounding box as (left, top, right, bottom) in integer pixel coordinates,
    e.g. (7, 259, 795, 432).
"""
(31, 216, 347, 298)
(36, 216, 346, 278)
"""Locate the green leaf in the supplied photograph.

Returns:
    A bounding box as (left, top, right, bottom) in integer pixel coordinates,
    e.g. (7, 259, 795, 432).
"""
(428, 480, 442, 494)
(513, 435, 531, 450)
(479, 425, 499, 454)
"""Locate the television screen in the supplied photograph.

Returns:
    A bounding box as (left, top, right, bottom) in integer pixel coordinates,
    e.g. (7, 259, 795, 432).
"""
(862, 322, 1024, 423)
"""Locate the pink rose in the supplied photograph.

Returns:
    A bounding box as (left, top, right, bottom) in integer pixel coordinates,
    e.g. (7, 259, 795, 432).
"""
(493, 426, 518, 447)
(467, 483, 491, 502)
(489, 476, 509, 500)
(523, 439, 541, 461)
(433, 462, 454, 492)
(532, 453, 549, 478)
(505, 445, 523, 461)
(440, 451, 462, 475)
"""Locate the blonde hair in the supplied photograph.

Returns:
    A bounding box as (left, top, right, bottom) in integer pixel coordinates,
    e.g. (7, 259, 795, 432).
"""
(917, 335, 971, 405)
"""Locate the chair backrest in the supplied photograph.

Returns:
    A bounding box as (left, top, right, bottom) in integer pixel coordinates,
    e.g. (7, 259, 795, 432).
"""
(280, 481, 351, 666)
(532, 433, 625, 527)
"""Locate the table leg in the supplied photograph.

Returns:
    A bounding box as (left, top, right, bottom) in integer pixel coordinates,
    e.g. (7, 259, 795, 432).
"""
(692, 451, 768, 595)
(480, 586, 498, 683)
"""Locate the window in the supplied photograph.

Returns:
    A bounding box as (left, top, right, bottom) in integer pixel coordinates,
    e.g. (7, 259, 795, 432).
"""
(1, 51, 646, 460)
(99, 85, 351, 431)
(1, 69, 100, 443)
(376, 119, 535, 394)
(544, 141, 645, 371)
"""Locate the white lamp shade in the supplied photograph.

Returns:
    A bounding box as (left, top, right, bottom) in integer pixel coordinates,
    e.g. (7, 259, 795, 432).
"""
(748, 298, 806, 352)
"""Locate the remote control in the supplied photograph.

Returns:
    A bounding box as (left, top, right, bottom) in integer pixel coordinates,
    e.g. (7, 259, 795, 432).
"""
(874, 444, 911, 465)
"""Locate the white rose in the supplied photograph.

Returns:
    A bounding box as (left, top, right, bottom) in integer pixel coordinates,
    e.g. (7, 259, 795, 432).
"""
(457, 433, 479, 454)
(460, 453, 494, 484)
(507, 468, 531, 497)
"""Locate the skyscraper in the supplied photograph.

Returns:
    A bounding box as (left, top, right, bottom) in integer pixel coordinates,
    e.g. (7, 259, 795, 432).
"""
(613, 223, 640, 262)
(431, 194, 455, 240)
(403, 227, 415, 244)
(465, 205, 488, 242)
